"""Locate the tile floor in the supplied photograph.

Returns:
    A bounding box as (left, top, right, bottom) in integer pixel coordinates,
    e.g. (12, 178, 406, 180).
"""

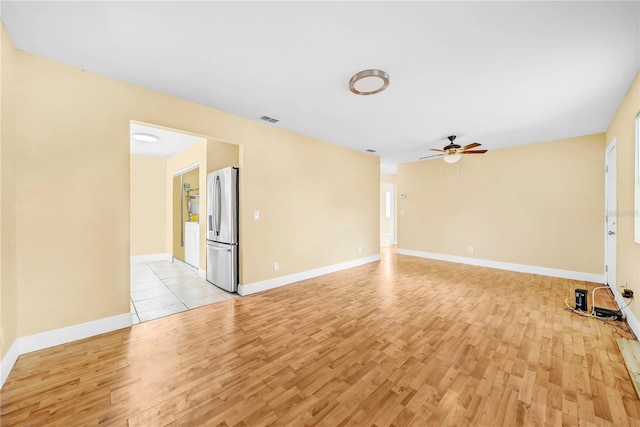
(130, 258, 237, 324)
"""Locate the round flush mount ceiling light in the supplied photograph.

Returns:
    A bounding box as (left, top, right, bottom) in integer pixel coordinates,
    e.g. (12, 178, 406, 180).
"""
(131, 133, 159, 142)
(349, 69, 389, 95)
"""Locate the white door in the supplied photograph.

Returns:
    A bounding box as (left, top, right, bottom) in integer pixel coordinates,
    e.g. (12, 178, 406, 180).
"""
(605, 140, 617, 288)
(184, 222, 199, 268)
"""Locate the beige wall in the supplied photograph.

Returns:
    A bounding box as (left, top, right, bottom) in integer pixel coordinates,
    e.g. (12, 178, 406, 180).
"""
(397, 133, 605, 274)
(7, 40, 378, 340)
(1, 23, 18, 359)
(606, 73, 640, 317)
(242, 134, 379, 282)
(207, 139, 239, 173)
(130, 155, 167, 256)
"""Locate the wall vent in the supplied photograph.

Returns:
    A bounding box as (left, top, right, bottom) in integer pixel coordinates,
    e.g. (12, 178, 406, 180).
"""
(259, 115, 280, 124)
(365, 149, 377, 153)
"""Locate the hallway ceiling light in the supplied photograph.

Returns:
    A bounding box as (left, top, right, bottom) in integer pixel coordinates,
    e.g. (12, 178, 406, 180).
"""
(131, 133, 160, 142)
(349, 69, 389, 95)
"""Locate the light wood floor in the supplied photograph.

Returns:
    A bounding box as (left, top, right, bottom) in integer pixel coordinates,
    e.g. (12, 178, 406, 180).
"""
(2, 249, 639, 426)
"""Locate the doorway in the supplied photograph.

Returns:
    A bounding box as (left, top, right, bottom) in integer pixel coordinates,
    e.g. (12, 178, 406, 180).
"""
(605, 138, 617, 288)
(380, 182, 395, 246)
(129, 122, 241, 324)
(172, 165, 199, 264)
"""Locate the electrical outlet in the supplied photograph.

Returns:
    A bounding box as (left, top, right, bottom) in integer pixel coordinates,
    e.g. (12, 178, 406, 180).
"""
(358, 246, 363, 254)
(468, 246, 474, 253)
(253, 211, 260, 220)
(273, 262, 279, 271)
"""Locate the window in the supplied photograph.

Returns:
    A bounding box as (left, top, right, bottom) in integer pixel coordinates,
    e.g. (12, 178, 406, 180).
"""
(385, 191, 391, 218)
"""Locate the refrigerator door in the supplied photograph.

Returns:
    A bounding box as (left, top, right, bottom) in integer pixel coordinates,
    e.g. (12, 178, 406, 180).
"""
(206, 167, 238, 244)
(206, 173, 216, 242)
(206, 241, 238, 292)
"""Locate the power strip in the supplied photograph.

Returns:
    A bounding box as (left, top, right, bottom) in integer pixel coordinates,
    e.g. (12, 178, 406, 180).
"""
(593, 306, 623, 321)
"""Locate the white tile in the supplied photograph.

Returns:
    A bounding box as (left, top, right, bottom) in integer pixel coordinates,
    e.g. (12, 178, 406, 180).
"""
(164, 276, 208, 287)
(183, 293, 230, 310)
(131, 273, 161, 285)
(155, 271, 198, 281)
(131, 286, 173, 302)
(134, 294, 185, 312)
(131, 280, 167, 293)
(172, 284, 219, 301)
(137, 303, 188, 322)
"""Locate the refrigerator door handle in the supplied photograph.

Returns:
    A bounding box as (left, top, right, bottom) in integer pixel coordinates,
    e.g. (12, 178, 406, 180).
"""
(207, 245, 232, 252)
(216, 175, 222, 236)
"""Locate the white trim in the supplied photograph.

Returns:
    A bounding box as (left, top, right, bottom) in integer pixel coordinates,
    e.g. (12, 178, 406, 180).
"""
(130, 253, 172, 263)
(397, 248, 604, 283)
(19, 313, 132, 355)
(605, 138, 617, 287)
(612, 287, 640, 338)
(238, 255, 381, 296)
(0, 313, 131, 389)
(172, 162, 200, 176)
(636, 113, 640, 243)
(198, 268, 206, 279)
(0, 340, 20, 388)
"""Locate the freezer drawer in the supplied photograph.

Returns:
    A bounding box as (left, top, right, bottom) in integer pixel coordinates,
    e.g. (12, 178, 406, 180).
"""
(206, 242, 238, 292)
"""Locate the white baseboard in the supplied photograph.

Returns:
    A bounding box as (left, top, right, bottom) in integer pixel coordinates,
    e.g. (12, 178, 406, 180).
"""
(199, 268, 206, 279)
(0, 313, 131, 389)
(238, 254, 381, 296)
(612, 288, 640, 339)
(131, 253, 172, 263)
(396, 248, 604, 284)
(0, 340, 20, 389)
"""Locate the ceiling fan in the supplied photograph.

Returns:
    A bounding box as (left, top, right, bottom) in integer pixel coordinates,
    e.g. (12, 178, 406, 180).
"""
(420, 135, 487, 163)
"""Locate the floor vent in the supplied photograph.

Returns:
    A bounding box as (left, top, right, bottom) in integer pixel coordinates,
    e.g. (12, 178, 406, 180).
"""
(259, 115, 280, 124)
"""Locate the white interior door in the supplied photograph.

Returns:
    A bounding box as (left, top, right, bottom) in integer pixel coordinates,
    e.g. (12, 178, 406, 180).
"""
(605, 140, 617, 288)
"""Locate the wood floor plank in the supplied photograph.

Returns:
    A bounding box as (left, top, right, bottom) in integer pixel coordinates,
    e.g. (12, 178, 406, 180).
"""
(1, 247, 639, 426)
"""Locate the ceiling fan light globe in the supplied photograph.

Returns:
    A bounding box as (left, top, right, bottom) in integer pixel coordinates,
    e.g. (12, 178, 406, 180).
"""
(443, 154, 461, 163)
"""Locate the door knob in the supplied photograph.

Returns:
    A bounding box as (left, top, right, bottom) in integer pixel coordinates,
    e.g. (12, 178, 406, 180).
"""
(608, 231, 615, 235)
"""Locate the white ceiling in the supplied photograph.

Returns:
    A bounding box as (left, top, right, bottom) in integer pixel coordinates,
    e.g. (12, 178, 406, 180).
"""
(3, 2, 639, 173)
(130, 123, 203, 158)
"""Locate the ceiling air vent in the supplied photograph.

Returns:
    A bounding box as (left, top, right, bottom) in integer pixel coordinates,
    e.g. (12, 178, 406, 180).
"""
(259, 115, 280, 124)
(365, 149, 377, 153)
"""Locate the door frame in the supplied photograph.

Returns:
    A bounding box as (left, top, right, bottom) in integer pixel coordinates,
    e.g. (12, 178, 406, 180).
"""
(172, 162, 200, 261)
(604, 138, 617, 288)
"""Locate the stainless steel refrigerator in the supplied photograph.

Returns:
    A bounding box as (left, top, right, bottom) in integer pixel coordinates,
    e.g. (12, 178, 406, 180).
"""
(206, 167, 239, 292)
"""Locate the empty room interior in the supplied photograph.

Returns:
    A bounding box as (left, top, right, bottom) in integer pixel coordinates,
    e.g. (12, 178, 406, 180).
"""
(1, 2, 640, 425)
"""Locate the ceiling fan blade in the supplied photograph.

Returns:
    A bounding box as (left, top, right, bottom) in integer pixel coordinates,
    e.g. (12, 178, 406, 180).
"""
(462, 142, 481, 150)
(462, 150, 488, 154)
(429, 149, 446, 152)
(419, 154, 444, 160)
